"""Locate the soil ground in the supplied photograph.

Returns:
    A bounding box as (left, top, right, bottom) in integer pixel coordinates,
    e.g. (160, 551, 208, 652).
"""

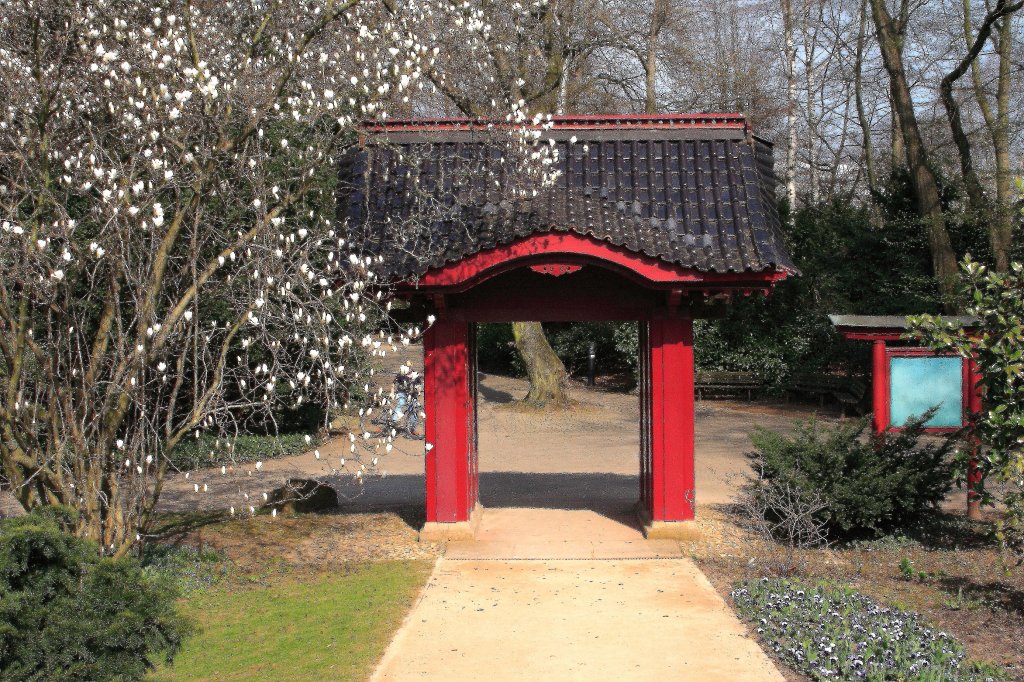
(152, 371, 809, 516)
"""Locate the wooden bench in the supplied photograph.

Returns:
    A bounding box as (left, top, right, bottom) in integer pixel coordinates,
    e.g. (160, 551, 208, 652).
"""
(791, 373, 867, 416)
(695, 370, 763, 401)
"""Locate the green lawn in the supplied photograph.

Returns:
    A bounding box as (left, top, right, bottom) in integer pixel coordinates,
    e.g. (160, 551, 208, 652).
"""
(151, 560, 433, 682)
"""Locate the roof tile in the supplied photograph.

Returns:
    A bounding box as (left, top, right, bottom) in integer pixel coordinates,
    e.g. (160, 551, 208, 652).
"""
(338, 126, 797, 280)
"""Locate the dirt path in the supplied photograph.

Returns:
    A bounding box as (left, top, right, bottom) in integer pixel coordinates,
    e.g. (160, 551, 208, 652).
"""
(156, 370, 818, 517)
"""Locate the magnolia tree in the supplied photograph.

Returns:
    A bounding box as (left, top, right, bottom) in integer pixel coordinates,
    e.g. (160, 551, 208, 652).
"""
(0, 0, 559, 556)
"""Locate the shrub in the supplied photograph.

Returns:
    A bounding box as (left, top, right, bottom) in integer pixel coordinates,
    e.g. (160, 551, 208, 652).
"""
(546, 322, 635, 377)
(731, 578, 1006, 681)
(167, 432, 317, 471)
(0, 507, 187, 681)
(476, 322, 638, 379)
(476, 323, 524, 376)
(748, 415, 954, 541)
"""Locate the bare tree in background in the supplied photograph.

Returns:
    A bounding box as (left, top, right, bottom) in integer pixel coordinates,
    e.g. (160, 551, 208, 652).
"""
(869, 0, 960, 304)
(945, 0, 1023, 270)
(418, 0, 610, 408)
(783, 0, 799, 214)
(854, 0, 880, 199)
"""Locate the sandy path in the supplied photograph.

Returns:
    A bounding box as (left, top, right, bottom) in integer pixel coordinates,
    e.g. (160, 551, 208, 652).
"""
(155, 369, 813, 517)
(371, 556, 784, 682)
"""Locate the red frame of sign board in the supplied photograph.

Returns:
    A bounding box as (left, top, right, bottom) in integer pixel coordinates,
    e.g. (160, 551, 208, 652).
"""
(876, 346, 971, 434)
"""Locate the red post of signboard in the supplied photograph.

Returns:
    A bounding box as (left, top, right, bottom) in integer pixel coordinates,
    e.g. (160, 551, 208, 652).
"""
(872, 340, 890, 434)
(641, 318, 696, 534)
(422, 320, 478, 535)
(966, 358, 983, 520)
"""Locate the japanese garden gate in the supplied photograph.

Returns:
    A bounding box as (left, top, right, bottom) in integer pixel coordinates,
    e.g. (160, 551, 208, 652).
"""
(339, 114, 797, 540)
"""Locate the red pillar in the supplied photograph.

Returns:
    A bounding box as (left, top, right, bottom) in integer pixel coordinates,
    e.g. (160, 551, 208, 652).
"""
(423, 320, 477, 525)
(640, 318, 696, 532)
(966, 358, 983, 520)
(872, 340, 889, 434)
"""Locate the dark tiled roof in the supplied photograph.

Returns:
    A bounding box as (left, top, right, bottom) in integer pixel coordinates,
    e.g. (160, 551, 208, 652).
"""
(338, 116, 796, 281)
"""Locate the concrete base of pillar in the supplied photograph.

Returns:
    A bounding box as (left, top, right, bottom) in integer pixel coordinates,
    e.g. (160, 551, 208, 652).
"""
(636, 504, 701, 541)
(419, 503, 483, 542)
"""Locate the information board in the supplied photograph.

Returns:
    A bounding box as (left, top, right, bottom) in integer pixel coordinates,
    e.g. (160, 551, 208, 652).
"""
(889, 355, 964, 429)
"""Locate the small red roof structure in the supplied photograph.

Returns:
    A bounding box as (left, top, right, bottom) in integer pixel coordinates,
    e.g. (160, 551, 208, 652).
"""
(831, 315, 984, 517)
(829, 314, 978, 341)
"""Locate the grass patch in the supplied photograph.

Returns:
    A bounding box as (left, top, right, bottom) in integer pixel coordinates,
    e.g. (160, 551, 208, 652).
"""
(731, 578, 1006, 681)
(142, 543, 229, 595)
(151, 560, 432, 682)
(167, 433, 318, 470)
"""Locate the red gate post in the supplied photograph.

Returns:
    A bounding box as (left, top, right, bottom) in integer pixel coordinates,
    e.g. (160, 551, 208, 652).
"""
(639, 318, 699, 539)
(421, 319, 481, 541)
(966, 358, 984, 521)
(871, 339, 890, 434)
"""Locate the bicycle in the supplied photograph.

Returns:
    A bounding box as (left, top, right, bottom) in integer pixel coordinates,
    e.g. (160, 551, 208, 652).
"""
(359, 374, 424, 440)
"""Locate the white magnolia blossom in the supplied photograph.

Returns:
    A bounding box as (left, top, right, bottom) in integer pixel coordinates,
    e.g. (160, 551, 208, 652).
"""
(0, 0, 555, 555)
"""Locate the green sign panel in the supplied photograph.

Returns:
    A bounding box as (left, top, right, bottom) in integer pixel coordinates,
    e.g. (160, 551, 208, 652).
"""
(889, 356, 964, 429)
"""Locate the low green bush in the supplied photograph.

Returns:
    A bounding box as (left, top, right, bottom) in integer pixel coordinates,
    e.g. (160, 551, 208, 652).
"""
(0, 507, 187, 681)
(731, 578, 1005, 681)
(167, 432, 316, 470)
(748, 415, 954, 541)
(476, 323, 524, 376)
(546, 321, 636, 377)
(476, 322, 638, 379)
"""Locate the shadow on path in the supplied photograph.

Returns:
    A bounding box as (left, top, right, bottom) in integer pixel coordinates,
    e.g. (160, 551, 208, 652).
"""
(316, 471, 641, 532)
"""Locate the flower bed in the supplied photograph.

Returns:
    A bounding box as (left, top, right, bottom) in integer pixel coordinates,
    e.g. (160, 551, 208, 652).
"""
(731, 578, 1005, 681)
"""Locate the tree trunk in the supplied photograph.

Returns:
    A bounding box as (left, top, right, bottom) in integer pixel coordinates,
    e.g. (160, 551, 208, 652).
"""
(802, 1, 823, 207)
(512, 321, 569, 407)
(869, 0, 960, 306)
(643, 0, 669, 114)
(950, 0, 1021, 270)
(854, 0, 878, 199)
(991, 12, 1016, 270)
(782, 0, 798, 215)
(941, 0, 1022, 227)
(889, 0, 910, 171)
